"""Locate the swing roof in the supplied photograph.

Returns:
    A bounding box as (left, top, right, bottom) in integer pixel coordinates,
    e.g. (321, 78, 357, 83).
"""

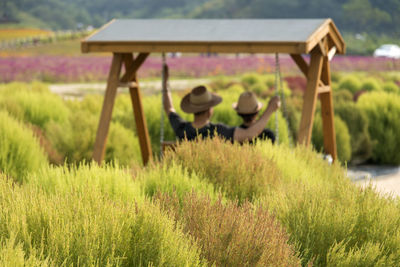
(81, 19, 345, 54)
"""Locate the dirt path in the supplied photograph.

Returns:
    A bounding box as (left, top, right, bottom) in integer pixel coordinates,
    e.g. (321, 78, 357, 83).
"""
(49, 78, 211, 99)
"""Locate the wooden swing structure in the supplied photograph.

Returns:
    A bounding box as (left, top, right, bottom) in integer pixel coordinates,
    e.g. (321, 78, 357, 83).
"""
(81, 19, 345, 165)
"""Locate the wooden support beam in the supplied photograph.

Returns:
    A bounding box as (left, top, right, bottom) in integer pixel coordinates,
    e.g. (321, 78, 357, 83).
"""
(318, 85, 331, 94)
(129, 80, 152, 165)
(290, 53, 325, 88)
(319, 56, 337, 161)
(290, 54, 309, 77)
(120, 53, 149, 83)
(298, 49, 324, 146)
(93, 53, 123, 164)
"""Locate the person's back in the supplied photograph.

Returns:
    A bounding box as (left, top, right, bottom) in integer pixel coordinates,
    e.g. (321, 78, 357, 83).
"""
(168, 86, 235, 142)
(233, 91, 276, 144)
(162, 65, 280, 143)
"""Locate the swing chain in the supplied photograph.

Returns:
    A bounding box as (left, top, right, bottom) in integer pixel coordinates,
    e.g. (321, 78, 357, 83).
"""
(160, 53, 167, 158)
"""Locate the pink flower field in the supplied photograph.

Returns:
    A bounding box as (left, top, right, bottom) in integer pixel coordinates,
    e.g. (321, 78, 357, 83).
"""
(1, 55, 399, 83)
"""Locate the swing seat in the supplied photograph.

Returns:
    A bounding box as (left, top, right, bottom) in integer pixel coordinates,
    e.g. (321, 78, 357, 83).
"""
(161, 141, 177, 153)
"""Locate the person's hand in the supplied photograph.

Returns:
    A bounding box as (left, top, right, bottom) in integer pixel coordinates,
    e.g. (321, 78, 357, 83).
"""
(266, 95, 281, 112)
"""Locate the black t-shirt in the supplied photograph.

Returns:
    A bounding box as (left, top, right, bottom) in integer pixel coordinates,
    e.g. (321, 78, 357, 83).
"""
(169, 112, 235, 142)
(239, 124, 276, 144)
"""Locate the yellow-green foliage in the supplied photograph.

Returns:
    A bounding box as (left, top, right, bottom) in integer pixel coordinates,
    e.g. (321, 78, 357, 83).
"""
(312, 114, 352, 162)
(0, 82, 69, 128)
(335, 102, 372, 162)
(158, 193, 301, 266)
(361, 78, 382, 92)
(166, 138, 282, 202)
(383, 81, 399, 94)
(241, 73, 265, 88)
(338, 75, 362, 93)
(357, 92, 400, 164)
(46, 102, 141, 166)
(0, 168, 205, 266)
(167, 139, 400, 266)
(27, 164, 144, 203)
(137, 163, 218, 202)
(0, 111, 47, 182)
(327, 241, 396, 266)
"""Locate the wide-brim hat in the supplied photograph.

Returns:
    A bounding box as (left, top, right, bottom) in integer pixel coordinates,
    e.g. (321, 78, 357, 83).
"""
(232, 91, 263, 114)
(181, 85, 222, 113)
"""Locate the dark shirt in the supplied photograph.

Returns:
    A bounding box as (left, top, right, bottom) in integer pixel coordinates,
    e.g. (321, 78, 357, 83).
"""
(239, 124, 275, 144)
(169, 112, 235, 142)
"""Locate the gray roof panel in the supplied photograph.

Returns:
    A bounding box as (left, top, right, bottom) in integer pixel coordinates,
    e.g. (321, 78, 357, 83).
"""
(86, 19, 328, 43)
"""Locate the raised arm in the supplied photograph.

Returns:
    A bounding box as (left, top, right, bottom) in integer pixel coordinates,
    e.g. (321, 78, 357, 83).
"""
(233, 96, 281, 142)
(162, 64, 175, 115)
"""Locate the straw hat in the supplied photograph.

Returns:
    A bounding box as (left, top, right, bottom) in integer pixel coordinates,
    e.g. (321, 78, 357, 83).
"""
(232, 91, 263, 114)
(180, 85, 222, 113)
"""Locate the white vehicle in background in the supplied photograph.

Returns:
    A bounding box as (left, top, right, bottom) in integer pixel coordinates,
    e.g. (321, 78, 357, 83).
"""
(373, 44, 400, 59)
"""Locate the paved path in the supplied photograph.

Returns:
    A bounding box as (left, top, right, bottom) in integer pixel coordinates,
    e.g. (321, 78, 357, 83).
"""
(349, 166, 400, 197)
(49, 79, 210, 99)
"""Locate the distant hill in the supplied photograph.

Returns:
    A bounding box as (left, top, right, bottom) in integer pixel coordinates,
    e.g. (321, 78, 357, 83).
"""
(1, 0, 399, 36)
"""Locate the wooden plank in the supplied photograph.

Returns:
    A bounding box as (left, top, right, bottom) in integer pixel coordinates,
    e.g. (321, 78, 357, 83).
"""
(318, 85, 331, 94)
(120, 53, 149, 83)
(304, 19, 330, 53)
(93, 53, 123, 164)
(82, 42, 307, 54)
(329, 22, 346, 54)
(298, 49, 324, 146)
(129, 80, 152, 165)
(81, 19, 116, 53)
(319, 56, 337, 161)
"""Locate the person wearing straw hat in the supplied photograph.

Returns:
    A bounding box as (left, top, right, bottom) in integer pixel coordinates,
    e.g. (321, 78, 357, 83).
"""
(162, 67, 280, 142)
(233, 91, 276, 144)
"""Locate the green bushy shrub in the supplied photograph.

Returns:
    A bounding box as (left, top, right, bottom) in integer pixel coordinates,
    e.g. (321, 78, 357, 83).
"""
(312, 114, 352, 162)
(166, 138, 400, 265)
(137, 163, 217, 202)
(249, 81, 269, 95)
(224, 83, 246, 94)
(166, 138, 281, 202)
(335, 102, 372, 162)
(241, 73, 264, 88)
(158, 193, 301, 266)
(27, 164, 143, 203)
(327, 241, 396, 266)
(254, 142, 400, 266)
(331, 72, 342, 83)
(46, 109, 141, 166)
(0, 111, 47, 182)
(209, 75, 234, 90)
(0, 172, 205, 266)
(0, 83, 69, 128)
(383, 82, 399, 94)
(361, 78, 382, 92)
(0, 235, 52, 267)
(333, 89, 354, 103)
(357, 92, 400, 164)
(338, 76, 362, 93)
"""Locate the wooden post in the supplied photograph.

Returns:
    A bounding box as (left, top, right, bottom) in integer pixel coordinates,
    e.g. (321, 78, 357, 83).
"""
(319, 56, 337, 161)
(129, 79, 152, 165)
(298, 49, 324, 146)
(119, 52, 153, 165)
(93, 53, 123, 164)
